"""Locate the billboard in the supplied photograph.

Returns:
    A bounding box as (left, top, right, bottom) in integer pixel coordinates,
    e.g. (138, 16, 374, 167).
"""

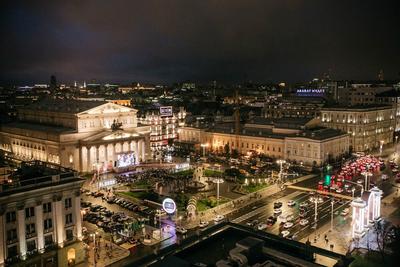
(160, 106, 173, 117)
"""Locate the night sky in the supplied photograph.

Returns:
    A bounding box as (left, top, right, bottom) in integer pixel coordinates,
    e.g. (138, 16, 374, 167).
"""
(1, 0, 399, 84)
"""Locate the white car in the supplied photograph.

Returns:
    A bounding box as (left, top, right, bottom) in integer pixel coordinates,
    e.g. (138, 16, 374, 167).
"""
(257, 223, 267, 230)
(199, 221, 209, 228)
(281, 230, 290, 238)
(336, 188, 344, 193)
(382, 174, 388, 181)
(278, 214, 287, 223)
(284, 222, 294, 228)
(286, 214, 294, 222)
(341, 208, 350, 216)
(299, 219, 309, 226)
(214, 214, 225, 223)
(287, 200, 296, 206)
(176, 226, 187, 234)
(357, 179, 363, 184)
(274, 208, 282, 214)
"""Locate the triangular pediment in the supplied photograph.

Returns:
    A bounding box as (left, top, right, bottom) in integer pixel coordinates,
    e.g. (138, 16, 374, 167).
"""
(77, 102, 137, 115)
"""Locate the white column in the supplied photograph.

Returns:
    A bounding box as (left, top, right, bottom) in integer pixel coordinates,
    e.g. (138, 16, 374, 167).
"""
(0, 214, 4, 267)
(17, 209, 27, 260)
(104, 144, 108, 165)
(141, 139, 145, 161)
(35, 204, 44, 253)
(95, 146, 99, 162)
(86, 146, 91, 172)
(137, 140, 142, 162)
(134, 141, 139, 164)
(73, 195, 82, 240)
(53, 201, 64, 248)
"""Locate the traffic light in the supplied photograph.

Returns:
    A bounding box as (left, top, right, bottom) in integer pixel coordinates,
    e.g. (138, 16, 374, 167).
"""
(324, 174, 331, 186)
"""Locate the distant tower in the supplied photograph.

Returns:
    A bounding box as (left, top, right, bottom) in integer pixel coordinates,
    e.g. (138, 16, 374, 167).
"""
(83, 81, 86, 88)
(74, 81, 77, 87)
(50, 75, 57, 91)
(378, 69, 384, 81)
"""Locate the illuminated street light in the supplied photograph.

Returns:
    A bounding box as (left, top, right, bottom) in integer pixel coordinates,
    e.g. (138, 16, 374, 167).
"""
(380, 140, 384, 154)
(361, 171, 372, 192)
(276, 159, 286, 183)
(212, 178, 224, 206)
(200, 143, 209, 157)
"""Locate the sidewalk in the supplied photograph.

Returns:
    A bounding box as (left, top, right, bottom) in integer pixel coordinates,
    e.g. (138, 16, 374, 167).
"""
(86, 237, 130, 267)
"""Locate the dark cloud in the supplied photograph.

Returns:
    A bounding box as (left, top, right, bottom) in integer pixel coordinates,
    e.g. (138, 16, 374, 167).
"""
(0, 0, 399, 84)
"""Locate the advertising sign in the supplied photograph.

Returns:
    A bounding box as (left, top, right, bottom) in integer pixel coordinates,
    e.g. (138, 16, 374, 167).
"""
(162, 198, 176, 214)
(160, 106, 173, 117)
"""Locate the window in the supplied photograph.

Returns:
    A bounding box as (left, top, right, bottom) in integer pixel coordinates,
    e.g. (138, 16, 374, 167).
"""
(44, 234, 53, 247)
(27, 240, 36, 252)
(64, 198, 72, 209)
(6, 229, 17, 242)
(25, 207, 35, 218)
(26, 223, 36, 235)
(65, 214, 73, 225)
(7, 246, 17, 258)
(6, 211, 16, 223)
(43, 203, 52, 213)
(66, 229, 73, 241)
(44, 218, 53, 230)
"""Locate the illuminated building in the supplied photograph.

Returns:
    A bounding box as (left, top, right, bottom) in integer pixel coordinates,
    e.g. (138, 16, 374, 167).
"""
(0, 99, 151, 172)
(179, 118, 349, 166)
(138, 107, 186, 149)
(0, 161, 85, 266)
(263, 96, 324, 119)
(321, 105, 395, 152)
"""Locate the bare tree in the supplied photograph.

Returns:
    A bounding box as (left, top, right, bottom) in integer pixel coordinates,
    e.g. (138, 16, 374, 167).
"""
(373, 220, 393, 263)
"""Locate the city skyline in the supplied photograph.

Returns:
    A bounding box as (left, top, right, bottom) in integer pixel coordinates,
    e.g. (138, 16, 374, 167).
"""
(1, 0, 399, 84)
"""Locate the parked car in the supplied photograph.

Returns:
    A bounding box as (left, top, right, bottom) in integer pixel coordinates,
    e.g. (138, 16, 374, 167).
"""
(246, 220, 259, 227)
(284, 222, 294, 229)
(281, 230, 290, 238)
(299, 219, 309, 226)
(257, 223, 267, 230)
(199, 221, 209, 228)
(287, 200, 296, 206)
(273, 202, 283, 209)
(176, 226, 187, 234)
(214, 214, 225, 223)
(267, 216, 277, 225)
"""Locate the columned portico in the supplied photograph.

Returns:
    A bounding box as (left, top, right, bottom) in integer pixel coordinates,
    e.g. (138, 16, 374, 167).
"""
(53, 199, 64, 248)
(73, 193, 82, 240)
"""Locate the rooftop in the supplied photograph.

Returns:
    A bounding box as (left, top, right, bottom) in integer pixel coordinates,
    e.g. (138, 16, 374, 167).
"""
(0, 160, 84, 197)
(20, 98, 107, 114)
(321, 104, 393, 111)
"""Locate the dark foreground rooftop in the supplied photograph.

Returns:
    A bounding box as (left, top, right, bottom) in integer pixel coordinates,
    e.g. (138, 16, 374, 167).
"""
(128, 223, 352, 267)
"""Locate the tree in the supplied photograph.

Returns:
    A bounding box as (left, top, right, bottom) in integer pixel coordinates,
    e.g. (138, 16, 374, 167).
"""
(224, 143, 230, 156)
(231, 149, 239, 159)
(373, 220, 393, 263)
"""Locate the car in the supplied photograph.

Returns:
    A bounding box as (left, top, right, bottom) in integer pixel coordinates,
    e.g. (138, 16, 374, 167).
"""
(246, 220, 259, 227)
(267, 216, 277, 225)
(281, 230, 290, 238)
(341, 208, 350, 216)
(393, 168, 399, 174)
(176, 226, 187, 234)
(299, 219, 309, 226)
(336, 188, 344, 193)
(381, 174, 388, 181)
(273, 202, 283, 209)
(214, 215, 225, 223)
(284, 222, 294, 228)
(273, 208, 282, 214)
(299, 211, 308, 218)
(287, 200, 296, 206)
(257, 223, 268, 230)
(299, 202, 308, 208)
(357, 179, 363, 184)
(278, 214, 287, 223)
(286, 214, 294, 222)
(199, 221, 209, 228)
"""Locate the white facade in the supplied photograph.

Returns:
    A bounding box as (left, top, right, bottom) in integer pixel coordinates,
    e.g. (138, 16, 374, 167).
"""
(0, 169, 84, 266)
(0, 100, 151, 172)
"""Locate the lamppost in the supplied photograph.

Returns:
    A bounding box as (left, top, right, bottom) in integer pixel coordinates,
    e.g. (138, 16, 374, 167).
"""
(352, 187, 355, 198)
(212, 178, 224, 206)
(200, 143, 209, 157)
(90, 231, 98, 267)
(330, 198, 335, 231)
(309, 195, 319, 231)
(380, 140, 384, 155)
(276, 159, 286, 184)
(361, 171, 372, 192)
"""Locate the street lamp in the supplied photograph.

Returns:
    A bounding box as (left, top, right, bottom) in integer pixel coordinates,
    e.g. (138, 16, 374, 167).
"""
(352, 187, 355, 198)
(380, 140, 384, 154)
(330, 198, 335, 231)
(276, 159, 286, 183)
(212, 178, 224, 206)
(361, 171, 372, 192)
(200, 143, 209, 157)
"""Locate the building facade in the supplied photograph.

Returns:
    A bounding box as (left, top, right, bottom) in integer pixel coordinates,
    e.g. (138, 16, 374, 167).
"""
(138, 107, 186, 149)
(0, 99, 151, 172)
(321, 105, 395, 152)
(0, 161, 85, 266)
(179, 119, 349, 166)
